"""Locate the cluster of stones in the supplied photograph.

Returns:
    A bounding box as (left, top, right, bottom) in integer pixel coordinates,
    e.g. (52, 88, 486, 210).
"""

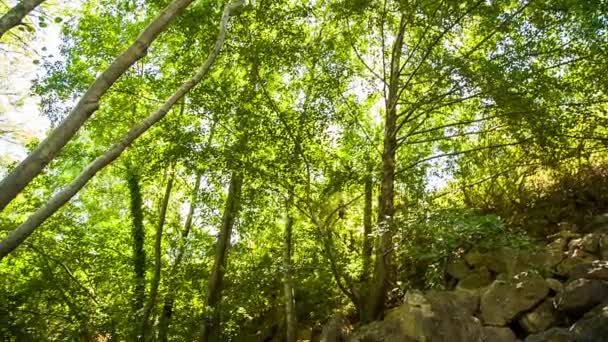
(342, 223, 608, 342)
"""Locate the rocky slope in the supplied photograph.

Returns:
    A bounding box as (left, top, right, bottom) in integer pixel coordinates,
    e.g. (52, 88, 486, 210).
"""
(321, 217, 608, 342)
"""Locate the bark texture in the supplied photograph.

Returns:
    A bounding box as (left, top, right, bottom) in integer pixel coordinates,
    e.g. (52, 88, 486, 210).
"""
(0, 0, 195, 213)
(362, 14, 406, 323)
(199, 172, 243, 342)
(0, 0, 240, 260)
(283, 202, 297, 342)
(127, 170, 146, 341)
(0, 0, 45, 40)
(140, 174, 174, 338)
(157, 174, 201, 342)
(361, 165, 373, 282)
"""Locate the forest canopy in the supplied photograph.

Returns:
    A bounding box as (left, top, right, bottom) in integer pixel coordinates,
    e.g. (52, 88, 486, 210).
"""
(1, 0, 607, 340)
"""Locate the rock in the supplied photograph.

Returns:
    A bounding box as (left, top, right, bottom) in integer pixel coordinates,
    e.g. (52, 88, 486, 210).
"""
(426, 290, 480, 316)
(447, 259, 471, 280)
(320, 314, 350, 342)
(465, 248, 510, 274)
(553, 278, 608, 314)
(600, 234, 608, 260)
(480, 271, 549, 326)
(569, 303, 608, 341)
(524, 327, 576, 342)
(524, 247, 563, 276)
(580, 233, 600, 254)
(347, 321, 414, 342)
(548, 229, 580, 242)
(568, 260, 608, 281)
(567, 238, 583, 252)
(385, 289, 484, 342)
(547, 237, 568, 252)
(457, 267, 492, 292)
(482, 326, 517, 342)
(556, 249, 596, 276)
(519, 298, 558, 334)
(590, 213, 608, 233)
(545, 278, 564, 293)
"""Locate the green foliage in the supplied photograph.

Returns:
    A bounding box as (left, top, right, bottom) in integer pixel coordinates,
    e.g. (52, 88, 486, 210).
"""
(394, 209, 533, 290)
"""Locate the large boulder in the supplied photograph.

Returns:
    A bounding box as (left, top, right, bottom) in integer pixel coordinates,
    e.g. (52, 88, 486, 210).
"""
(482, 326, 517, 342)
(519, 298, 558, 334)
(600, 234, 608, 260)
(347, 321, 414, 342)
(567, 260, 608, 281)
(553, 278, 608, 314)
(447, 259, 471, 280)
(456, 267, 492, 292)
(545, 278, 564, 293)
(384, 290, 484, 342)
(465, 247, 510, 274)
(569, 303, 608, 341)
(320, 314, 350, 342)
(524, 327, 576, 342)
(480, 271, 549, 326)
(555, 249, 596, 276)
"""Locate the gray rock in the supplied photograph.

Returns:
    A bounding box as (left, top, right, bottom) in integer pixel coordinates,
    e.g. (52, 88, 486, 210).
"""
(480, 271, 549, 326)
(569, 302, 608, 341)
(556, 249, 596, 276)
(482, 326, 517, 342)
(320, 314, 350, 342)
(384, 289, 484, 342)
(600, 234, 608, 260)
(545, 278, 564, 293)
(553, 278, 608, 314)
(447, 259, 472, 280)
(519, 298, 558, 334)
(568, 260, 608, 281)
(524, 327, 575, 342)
(347, 321, 414, 342)
(457, 267, 492, 292)
(580, 233, 600, 254)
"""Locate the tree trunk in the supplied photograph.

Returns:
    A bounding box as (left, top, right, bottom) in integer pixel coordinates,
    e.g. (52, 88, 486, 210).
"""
(199, 172, 243, 342)
(0, 0, 46, 40)
(140, 173, 174, 339)
(362, 14, 406, 323)
(127, 170, 146, 341)
(361, 165, 373, 282)
(283, 200, 297, 342)
(0, 0, 195, 212)
(157, 173, 201, 342)
(0, 0, 243, 261)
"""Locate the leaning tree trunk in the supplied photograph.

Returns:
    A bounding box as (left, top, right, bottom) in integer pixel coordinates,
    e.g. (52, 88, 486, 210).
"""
(0, 0, 243, 261)
(157, 173, 202, 342)
(199, 172, 243, 342)
(127, 170, 147, 342)
(140, 173, 174, 339)
(283, 200, 297, 342)
(0, 0, 46, 40)
(361, 164, 373, 282)
(362, 14, 405, 323)
(0, 0, 195, 213)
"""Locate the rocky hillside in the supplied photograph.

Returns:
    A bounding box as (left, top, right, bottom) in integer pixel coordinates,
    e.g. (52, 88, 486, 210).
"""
(320, 217, 608, 342)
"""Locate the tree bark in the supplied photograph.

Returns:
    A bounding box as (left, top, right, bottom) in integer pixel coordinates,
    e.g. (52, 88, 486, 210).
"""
(0, 0, 242, 261)
(363, 13, 406, 323)
(127, 170, 146, 342)
(0, 0, 195, 213)
(283, 200, 297, 342)
(199, 172, 243, 342)
(140, 173, 174, 339)
(0, 0, 45, 40)
(361, 164, 373, 282)
(157, 173, 201, 342)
